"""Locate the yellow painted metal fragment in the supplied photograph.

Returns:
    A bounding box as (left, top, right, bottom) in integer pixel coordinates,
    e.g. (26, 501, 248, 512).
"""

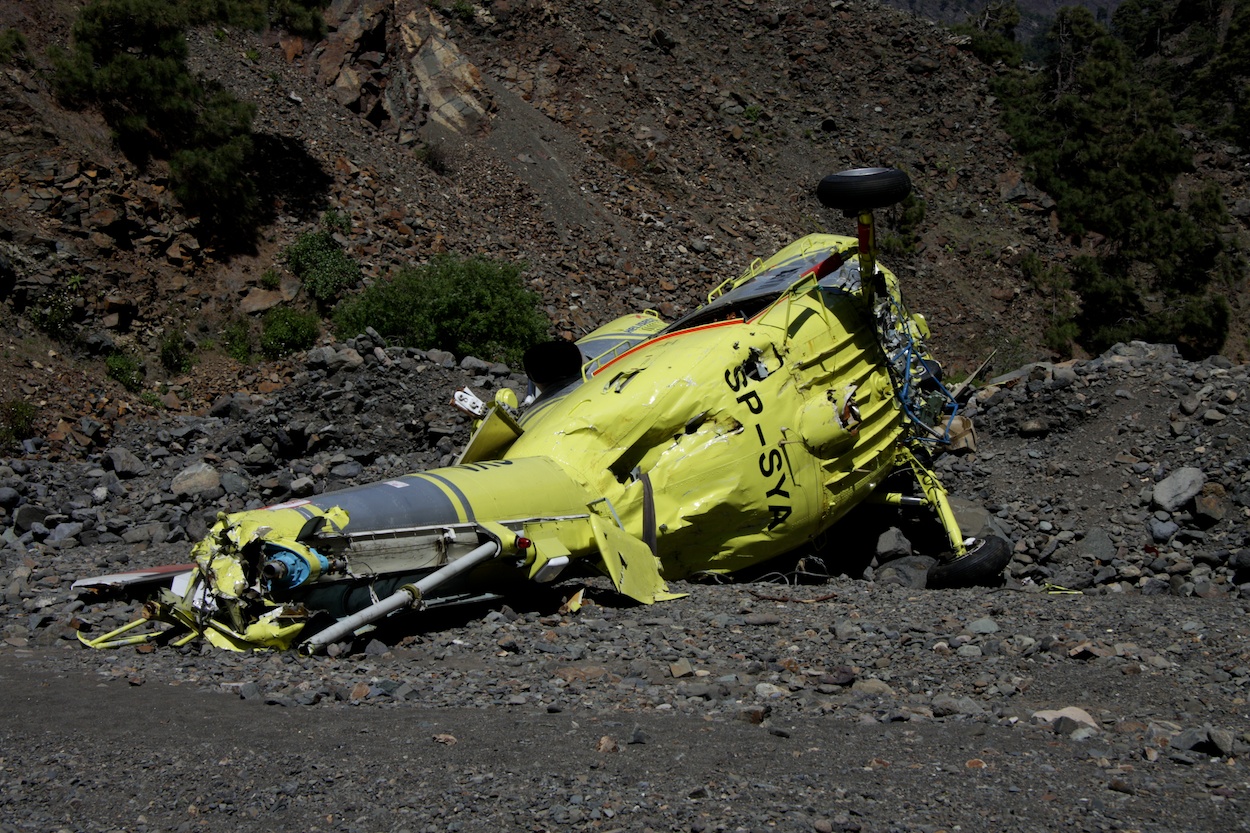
(76, 616, 166, 649)
(897, 446, 966, 555)
(590, 514, 684, 604)
(561, 588, 584, 614)
(526, 535, 571, 580)
(203, 615, 305, 652)
(457, 405, 524, 464)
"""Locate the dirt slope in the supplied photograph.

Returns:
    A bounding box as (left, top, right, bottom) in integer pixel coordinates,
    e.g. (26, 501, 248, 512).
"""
(0, 0, 1099, 461)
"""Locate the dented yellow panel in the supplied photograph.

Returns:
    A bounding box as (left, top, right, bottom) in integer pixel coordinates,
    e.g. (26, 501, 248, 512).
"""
(590, 514, 683, 604)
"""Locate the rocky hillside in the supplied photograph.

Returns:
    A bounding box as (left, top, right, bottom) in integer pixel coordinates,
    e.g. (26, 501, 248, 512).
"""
(0, 0, 1104, 459)
(0, 0, 1246, 455)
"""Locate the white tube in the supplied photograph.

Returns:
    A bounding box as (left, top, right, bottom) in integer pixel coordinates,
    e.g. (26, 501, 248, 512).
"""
(302, 540, 500, 653)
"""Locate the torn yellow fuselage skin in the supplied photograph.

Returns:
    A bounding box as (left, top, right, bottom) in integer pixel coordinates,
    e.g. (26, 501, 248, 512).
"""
(119, 505, 355, 651)
(502, 234, 955, 579)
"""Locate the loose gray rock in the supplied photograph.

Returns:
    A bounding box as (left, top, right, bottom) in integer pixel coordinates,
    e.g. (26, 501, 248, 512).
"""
(931, 693, 985, 717)
(221, 472, 250, 496)
(460, 355, 492, 373)
(170, 462, 222, 497)
(1149, 518, 1179, 543)
(1018, 418, 1050, 437)
(1152, 467, 1205, 512)
(46, 521, 83, 545)
(966, 617, 999, 634)
(851, 678, 894, 697)
(306, 345, 337, 370)
(1080, 527, 1117, 563)
(876, 527, 912, 562)
(326, 347, 365, 373)
(875, 555, 935, 588)
(330, 461, 363, 479)
(104, 447, 146, 478)
(12, 503, 48, 532)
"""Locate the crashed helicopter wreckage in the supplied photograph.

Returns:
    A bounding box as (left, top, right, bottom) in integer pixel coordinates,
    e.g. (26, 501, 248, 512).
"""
(76, 167, 1012, 653)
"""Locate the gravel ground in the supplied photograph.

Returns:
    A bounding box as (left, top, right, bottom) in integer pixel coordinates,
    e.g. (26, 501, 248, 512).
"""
(2, 583, 1248, 833)
(3, 339, 1250, 831)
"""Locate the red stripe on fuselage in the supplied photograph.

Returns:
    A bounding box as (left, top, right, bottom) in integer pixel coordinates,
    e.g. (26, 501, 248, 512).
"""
(590, 319, 743, 377)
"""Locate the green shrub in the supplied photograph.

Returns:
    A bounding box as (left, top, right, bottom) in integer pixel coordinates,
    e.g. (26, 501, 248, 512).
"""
(1070, 255, 1144, 352)
(1069, 254, 1231, 357)
(28, 290, 77, 338)
(222, 318, 253, 362)
(993, 6, 1241, 358)
(1020, 252, 1075, 308)
(449, 0, 475, 23)
(0, 400, 37, 446)
(1177, 181, 1243, 288)
(333, 254, 550, 365)
(1020, 251, 1078, 357)
(159, 331, 194, 374)
(1042, 319, 1080, 359)
(997, 8, 1188, 245)
(260, 307, 320, 358)
(284, 230, 360, 306)
(50, 0, 270, 236)
(415, 142, 452, 175)
(261, 0, 330, 38)
(169, 89, 258, 230)
(951, 2, 1024, 67)
(260, 268, 281, 290)
(878, 192, 926, 255)
(0, 27, 27, 65)
(52, 0, 199, 159)
(106, 351, 145, 392)
(1114, 0, 1250, 142)
(321, 209, 350, 235)
(1153, 292, 1230, 359)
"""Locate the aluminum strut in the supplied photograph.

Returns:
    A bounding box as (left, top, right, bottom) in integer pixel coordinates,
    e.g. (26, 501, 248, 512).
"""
(302, 540, 501, 653)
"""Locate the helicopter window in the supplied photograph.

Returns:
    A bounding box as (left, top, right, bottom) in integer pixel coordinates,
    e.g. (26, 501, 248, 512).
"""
(660, 284, 780, 333)
(661, 247, 854, 334)
(815, 259, 863, 295)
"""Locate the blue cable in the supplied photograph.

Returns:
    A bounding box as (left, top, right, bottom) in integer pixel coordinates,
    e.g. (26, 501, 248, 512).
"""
(884, 294, 958, 444)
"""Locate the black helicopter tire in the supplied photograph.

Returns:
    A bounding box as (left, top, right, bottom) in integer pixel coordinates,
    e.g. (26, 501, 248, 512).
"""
(926, 535, 1012, 589)
(817, 167, 912, 213)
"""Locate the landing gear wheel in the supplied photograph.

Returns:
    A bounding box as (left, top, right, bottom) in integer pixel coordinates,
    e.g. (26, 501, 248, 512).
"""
(817, 167, 912, 213)
(926, 535, 1012, 589)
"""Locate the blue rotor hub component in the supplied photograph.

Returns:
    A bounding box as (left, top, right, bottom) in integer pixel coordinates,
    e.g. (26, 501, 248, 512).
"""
(261, 544, 329, 591)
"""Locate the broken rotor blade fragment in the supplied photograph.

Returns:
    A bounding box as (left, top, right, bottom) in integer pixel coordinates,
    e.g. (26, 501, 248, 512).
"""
(949, 348, 997, 403)
(71, 563, 196, 592)
(300, 539, 501, 654)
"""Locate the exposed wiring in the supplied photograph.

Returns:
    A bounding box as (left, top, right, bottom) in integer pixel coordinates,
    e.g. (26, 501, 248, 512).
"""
(876, 289, 959, 444)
